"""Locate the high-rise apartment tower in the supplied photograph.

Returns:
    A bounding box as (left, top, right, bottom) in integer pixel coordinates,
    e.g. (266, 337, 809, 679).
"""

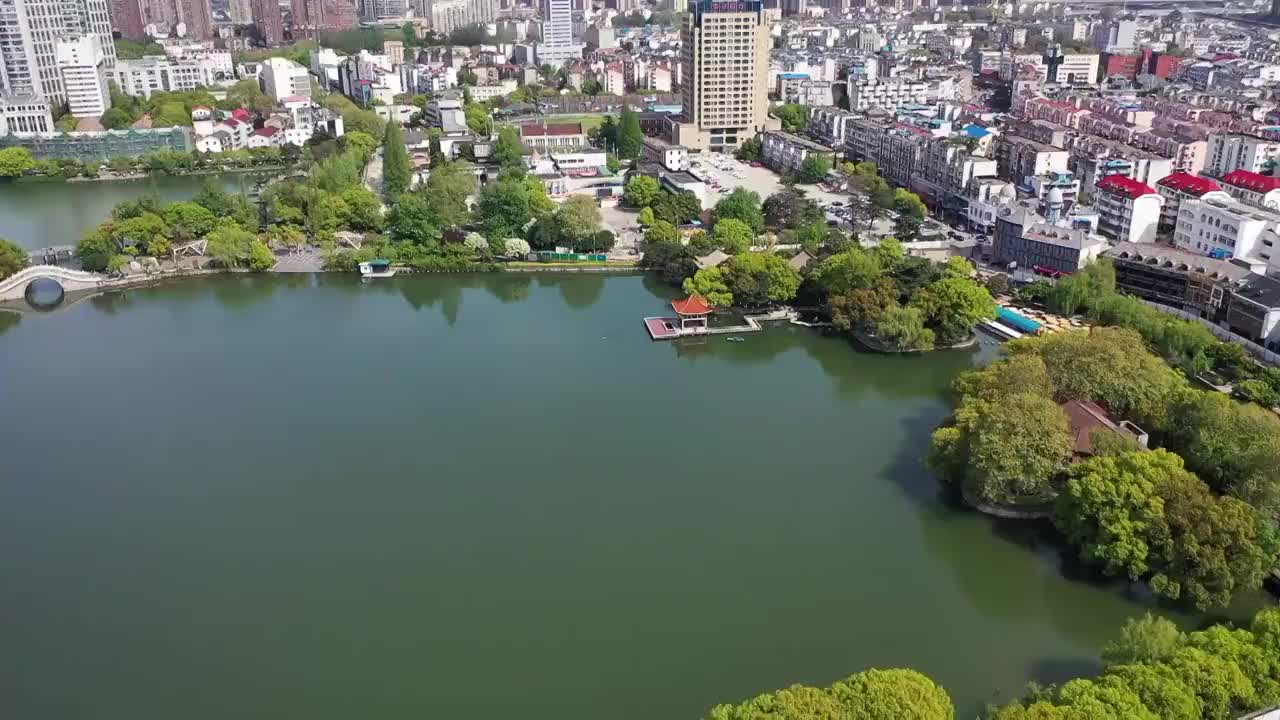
(672, 0, 775, 152)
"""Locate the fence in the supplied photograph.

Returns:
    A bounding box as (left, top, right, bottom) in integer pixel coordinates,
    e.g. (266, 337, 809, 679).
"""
(1141, 300, 1280, 367)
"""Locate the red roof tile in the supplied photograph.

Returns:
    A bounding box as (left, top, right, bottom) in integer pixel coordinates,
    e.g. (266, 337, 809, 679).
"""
(1156, 172, 1222, 197)
(1221, 169, 1280, 193)
(1098, 174, 1157, 199)
(254, 126, 279, 136)
(520, 122, 584, 138)
(672, 295, 712, 315)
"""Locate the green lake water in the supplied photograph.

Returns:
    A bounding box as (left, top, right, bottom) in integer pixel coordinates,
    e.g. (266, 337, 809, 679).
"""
(0, 174, 260, 251)
(0, 272, 1239, 720)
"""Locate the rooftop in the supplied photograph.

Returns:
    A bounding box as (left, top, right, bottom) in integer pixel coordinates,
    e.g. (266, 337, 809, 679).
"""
(520, 122, 584, 138)
(672, 295, 712, 316)
(1097, 174, 1157, 199)
(1156, 172, 1222, 197)
(1232, 273, 1280, 310)
(1221, 169, 1280, 194)
(1104, 241, 1254, 282)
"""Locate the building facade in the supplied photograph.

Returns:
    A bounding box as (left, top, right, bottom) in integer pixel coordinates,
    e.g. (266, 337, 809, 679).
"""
(55, 35, 110, 117)
(252, 0, 283, 45)
(671, 0, 773, 153)
(1204, 133, 1280, 177)
(1155, 172, 1230, 235)
(1096, 174, 1162, 245)
(0, 0, 116, 107)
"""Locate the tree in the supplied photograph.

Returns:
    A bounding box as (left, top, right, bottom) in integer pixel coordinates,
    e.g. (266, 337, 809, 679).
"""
(76, 227, 119, 272)
(339, 187, 384, 232)
(735, 134, 762, 162)
(382, 121, 412, 198)
(387, 192, 445, 247)
(616, 106, 644, 159)
(247, 239, 276, 271)
(606, 153, 621, 174)
(722, 252, 801, 306)
(161, 202, 217, 243)
(930, 392, 1074, 506)
(652, 190, 702, 225)
(892, 189, 927, 242)
(1100, 609, 1177, 666)
(1163, 390, 1280, 515)
(464, 102, 491, 135)
(794, 154, 832, 184)
(712, 218, 755, 254)
(683, 267, 733, 307)
(712, 188, 765, 234)
(637, 206, 656, 227)
(494, 126, 525, 167)
(763, 188, 820, 229)
(705, 683, 848, 720)
(810, 247, 883, 297)
(830, 276, 898, 333)
(1105, 663, 1199, 720)
(100, 107, 134, 130)
(643, 220, 679, 246)
(910, 276, 996, 344)
(503, 238, 531, 257)
(828, 669, 954, 719)
(1007, 327, 1185, 430)
(575, 230, 615, 253)
(341, 131, 378, 159)
(0, 237, 27, 280)
(772, 103, 809, 133)
(112, 213, 170, 256)
(0, 147, 35, 178)
(553, 195, 602, 246)
(205, 226, 257, 267)
(624, 175, 661, 208)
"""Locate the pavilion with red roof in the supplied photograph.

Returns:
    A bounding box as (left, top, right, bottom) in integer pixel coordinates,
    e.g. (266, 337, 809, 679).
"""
(671, 295, 712, 332)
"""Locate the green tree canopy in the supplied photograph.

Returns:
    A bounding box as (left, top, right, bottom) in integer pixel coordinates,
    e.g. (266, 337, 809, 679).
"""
(493, 126, 525, 167)
(0, 237, 29, 280)
(382, 121, 412, 198)
(624, 175, 661, 208)
(683, 267, 733, 308)
(615, 106, 643, 159)
(712, 188, 765, 234)
(910, 276, 996, 345)
(0, 147, 36, 178)
(712, 218, 755, 255)
(722, 252, 801, 306)
(652, 190, 702, 225)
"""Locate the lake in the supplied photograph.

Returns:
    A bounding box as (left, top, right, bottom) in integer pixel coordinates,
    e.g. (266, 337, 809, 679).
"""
(0, 174, 261, 251)
(0, 272, 1232, 720)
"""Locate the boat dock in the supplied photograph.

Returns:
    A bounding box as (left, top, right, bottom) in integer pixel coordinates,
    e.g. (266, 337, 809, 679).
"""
(644, 309, 798, 341)
(979, 320, 1024, 341)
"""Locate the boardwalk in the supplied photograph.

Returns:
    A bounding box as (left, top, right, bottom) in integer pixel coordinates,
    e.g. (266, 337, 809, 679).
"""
(644, 309, 805, 341)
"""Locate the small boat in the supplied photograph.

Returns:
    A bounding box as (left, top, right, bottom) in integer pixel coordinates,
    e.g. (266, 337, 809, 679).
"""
(359, 259, 396, 279)
(726, 336, 745, 343)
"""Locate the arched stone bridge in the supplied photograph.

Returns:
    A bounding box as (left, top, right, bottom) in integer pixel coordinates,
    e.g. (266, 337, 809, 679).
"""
(0, 265, 108, 302)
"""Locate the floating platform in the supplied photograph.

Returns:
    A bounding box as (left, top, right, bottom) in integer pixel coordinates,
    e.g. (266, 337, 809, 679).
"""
(980, 319, 1024, 341)
(644, 309, 798, 341)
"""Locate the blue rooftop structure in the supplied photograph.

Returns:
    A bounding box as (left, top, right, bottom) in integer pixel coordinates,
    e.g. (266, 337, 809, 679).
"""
(964, 125, 992, 139)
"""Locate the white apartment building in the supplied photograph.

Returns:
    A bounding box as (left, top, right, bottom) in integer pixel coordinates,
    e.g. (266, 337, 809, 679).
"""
(111, 57, 217, 99)
(845, 77, 930, 113)
(1175, 196, 1280, 262)
(0, 0, 115, 106)
(0, 94, 53, 134)
(1220, 169, 1280, 211)
(1204, 133, 1280, 177)
(1049, 53, 1100, 84)
(260, 58, 311, 104)
(808, 106, 855, 147)
(761, 130, 834, 175)
(1095, 174, 1163, 244)
(642, 136, 689, 171)
(467, 79, 516, 102)
(671, 0, 775, 153)
(539, 0, 580, 67)
(55, 35, 110, 118)
(429, 0, 496, 37)
(1154, 172, 1231, 233)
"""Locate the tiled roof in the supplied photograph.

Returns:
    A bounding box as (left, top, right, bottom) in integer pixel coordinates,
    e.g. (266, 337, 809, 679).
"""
(672, 295, 712, 315)
(1221, 169, 1280, 193)
(520, 122, 584, 138)
(1156, 172, 1222, 197)
(1097, 174, 1157, 199)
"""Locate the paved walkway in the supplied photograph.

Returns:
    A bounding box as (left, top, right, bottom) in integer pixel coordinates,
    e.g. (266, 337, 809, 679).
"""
(273, 246, 324, 273)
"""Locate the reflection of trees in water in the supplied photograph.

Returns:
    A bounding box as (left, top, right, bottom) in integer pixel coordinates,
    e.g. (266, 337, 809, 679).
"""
(89, 290, 135, 315)
(0, 310, 20, 336)
(481, 274, 532, 304)
(802, 333, 980, 402)
(398, 276, 465, 326)
(535, 273, 607, 310)
(209, 274, 280, 309)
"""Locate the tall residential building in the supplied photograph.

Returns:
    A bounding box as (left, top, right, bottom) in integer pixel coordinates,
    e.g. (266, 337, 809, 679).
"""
(1205, 133, 1280, 178)
(0, 0, 116, 107)
(252, 0, 282, 44)
(360, 0, 404, 20)
(671, 0, 774, 153)
(230, 0, 252, 22)
(260, 56, 310, 101)
(538, 0, 578, 67)
(428, 0, 495, 38)
(291, 0, 355, 32)
(55, 34, 110, 117)
(119, 0, 213, 40)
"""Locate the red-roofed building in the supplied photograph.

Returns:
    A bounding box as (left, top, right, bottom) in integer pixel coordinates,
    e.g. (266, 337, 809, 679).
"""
(1097, 174, 1163, 244)
(248, 125, 283, 149)
(1220, 169, 1280, 211)
(231, 108, 253, 122)
(1156, 172, 1231, 234)
(671, 295, 713, 333)
(519, 122, 586, 151)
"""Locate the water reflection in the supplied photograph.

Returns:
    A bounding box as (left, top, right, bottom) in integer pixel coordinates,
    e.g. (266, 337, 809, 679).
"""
(0, 310, 19, 337)
(536, 273, 608, 309)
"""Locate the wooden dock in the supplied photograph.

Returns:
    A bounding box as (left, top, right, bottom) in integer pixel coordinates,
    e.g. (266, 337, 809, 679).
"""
(644, 309, 800, 341)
